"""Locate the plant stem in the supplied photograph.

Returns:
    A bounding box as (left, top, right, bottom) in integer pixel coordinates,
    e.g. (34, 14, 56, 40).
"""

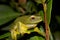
(43, 3, 50, 40)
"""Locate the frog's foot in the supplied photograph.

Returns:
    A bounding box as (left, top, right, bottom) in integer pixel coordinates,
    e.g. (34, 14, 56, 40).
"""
(34, 27, 45, 37)
(20, 31, 31, 36)
(26, 31, 31, 34)
(10, 30, 18, 40)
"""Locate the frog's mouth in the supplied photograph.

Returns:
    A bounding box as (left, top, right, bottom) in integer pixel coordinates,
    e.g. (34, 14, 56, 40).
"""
(26, 24, 37, 28)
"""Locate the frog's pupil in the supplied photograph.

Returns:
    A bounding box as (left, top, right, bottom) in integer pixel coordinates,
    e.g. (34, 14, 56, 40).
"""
(31, 17, 35, 19)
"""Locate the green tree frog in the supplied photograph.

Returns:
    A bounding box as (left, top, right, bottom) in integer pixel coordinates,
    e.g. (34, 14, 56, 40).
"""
(10, 15, 45, 40)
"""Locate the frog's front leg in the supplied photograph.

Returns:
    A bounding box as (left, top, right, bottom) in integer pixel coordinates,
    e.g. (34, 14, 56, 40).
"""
(10, 23, 20, 40)
(34, 27, 45, 37)
(18, 22, 31, 36)
(10, 30, 17, 40)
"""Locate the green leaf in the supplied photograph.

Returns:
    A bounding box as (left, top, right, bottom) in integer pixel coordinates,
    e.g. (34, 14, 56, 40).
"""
(38, 10, 44, 21)
(29, 36, 45, 40)
(0, 5, 21, 25)
(0, 32, 11, 39)
(46, 0, 53, 24)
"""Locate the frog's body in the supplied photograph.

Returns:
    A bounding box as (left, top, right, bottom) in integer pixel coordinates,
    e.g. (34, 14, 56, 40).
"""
(10, 15, 45, 40)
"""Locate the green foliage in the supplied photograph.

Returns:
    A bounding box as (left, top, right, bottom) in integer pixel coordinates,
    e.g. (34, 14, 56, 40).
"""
(29, 36, 45, 40)
(46, 0, 53, 24)
(0, 0, 53, 40)
(0, 5, 21, 25)
(0, 32, 10, 39)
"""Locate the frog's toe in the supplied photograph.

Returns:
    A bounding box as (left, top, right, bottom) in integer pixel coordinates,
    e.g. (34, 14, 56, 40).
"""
(26, 31, 31, 34)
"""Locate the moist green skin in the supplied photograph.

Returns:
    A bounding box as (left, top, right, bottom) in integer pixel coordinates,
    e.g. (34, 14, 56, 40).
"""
(9, 15, 44, 40)
(14, 15, 42, 28)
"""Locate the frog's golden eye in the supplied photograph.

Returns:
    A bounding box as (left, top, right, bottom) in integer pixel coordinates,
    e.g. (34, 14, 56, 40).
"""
(30, 15, 35, 20)
(31, 17, 35, 20)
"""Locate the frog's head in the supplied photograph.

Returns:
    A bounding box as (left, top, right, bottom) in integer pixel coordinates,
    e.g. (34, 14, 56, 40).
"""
(26, 15, 42, 24)
(16, 15, 42, 28)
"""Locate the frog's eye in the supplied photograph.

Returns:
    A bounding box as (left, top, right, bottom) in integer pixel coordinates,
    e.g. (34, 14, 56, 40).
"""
(30, 15, 35, 20)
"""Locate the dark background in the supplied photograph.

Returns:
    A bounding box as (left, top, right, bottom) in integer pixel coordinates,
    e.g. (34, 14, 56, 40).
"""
(50, 0, 60, 32)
